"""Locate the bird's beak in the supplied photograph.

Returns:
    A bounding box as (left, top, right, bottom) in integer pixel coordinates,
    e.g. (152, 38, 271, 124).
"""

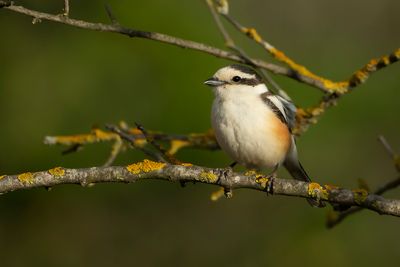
(204, 77, 225, 87)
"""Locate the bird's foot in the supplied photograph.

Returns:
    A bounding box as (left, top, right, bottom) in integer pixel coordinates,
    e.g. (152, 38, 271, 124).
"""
(249, 169, 273, 194)
(216, 166, 234, 183)
(265, 171, 277, 194)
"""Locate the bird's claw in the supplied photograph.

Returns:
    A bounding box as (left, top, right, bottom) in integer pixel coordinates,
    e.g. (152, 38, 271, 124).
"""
(216, 166, 233, 183)
(266, 173, 276, 194)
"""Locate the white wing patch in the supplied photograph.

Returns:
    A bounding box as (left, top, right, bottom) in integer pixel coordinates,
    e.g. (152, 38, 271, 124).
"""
(262, 94, 297, 132)
(276, 95, 297, 131)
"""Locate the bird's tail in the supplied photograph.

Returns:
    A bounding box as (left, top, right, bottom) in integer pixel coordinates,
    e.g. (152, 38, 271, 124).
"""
(284, 160, 325, 208)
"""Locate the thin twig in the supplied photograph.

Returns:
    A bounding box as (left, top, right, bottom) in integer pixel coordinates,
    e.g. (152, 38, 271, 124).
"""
(104, 3, 119, 25)
(293, 93, 339, 135)
(63, 0, 69, 17)
(378, 135, 396, 158)
(44, 127, 219, 153)
(105, 124, 167, 162)
(135, 122, 180, 164)
(205, 0, 288, 99)
(103, 138, 124, 167)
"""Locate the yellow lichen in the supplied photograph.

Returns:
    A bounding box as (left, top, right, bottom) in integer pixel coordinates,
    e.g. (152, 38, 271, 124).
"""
(324, 184, 338, 191)
(168, 140, 190, 155)
(51, 129, 117, 146)
(308, 182, 329, 200)
(93, 128, 115, 141)
(352, 189, 368, 205)
(382, 56, 390, 65)
(255, 176, 269, 189)
(244, 28, 262, 43)
(244, 170, 258, 176)
(126, 160, 166, 174)
(357, 178, 370, 192)
(368, 58, 378, 68)
(133, 139, 147, 147)
(48, 167, 65, 177)
(128, 127, 143, 135)
(353, 70, 368, 83)
(199, 171, 218, 183)
(0, 175, 6, 181)
(18, 172, 34, 184)
(180, 162, 193, 167)
(394, 48, 400, 58)
(210, 187, 225, 201)
(268, 47, 349, 93)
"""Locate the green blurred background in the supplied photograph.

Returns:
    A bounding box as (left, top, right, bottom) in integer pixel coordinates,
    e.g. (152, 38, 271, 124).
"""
(1, 0, 399, 266)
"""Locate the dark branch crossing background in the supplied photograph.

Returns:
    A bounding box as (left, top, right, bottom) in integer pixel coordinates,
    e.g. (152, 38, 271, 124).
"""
(0, 1, 399, 267)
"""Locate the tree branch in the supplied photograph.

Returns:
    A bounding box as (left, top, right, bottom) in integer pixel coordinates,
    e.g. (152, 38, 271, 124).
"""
(327, 136, 400, 227)
(63, 0, 69, 16)
(0, 3, 287, 79)
(0, 160, 399, 218)
(1, 2, 398, 92)
(218, 7, 400, 94)
(205, 0, 290, 100)
(44, 127, 219, 155)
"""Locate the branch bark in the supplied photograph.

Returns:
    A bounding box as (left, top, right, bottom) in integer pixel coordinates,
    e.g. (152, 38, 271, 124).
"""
(1, 160, 399, 218)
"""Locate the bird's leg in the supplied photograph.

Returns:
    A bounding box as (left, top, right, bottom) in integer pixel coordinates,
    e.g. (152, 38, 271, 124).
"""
(229, 161, 238, 168)
(213, 162, 237, 199)
(216, 162, 237, 182)
(218, 161, 237, 179)
(265, 164, 279, 194)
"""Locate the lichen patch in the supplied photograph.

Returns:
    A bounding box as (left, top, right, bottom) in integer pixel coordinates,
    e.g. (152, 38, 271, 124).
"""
(126, 160, 166, 174)
(48, 167, 65, 177)
(199, 171, 218, 183)
(308, 182, 328, 200)
(352, 189, 368, 205)
(18, 172, 34, 184)
(168, 140, 190, 155)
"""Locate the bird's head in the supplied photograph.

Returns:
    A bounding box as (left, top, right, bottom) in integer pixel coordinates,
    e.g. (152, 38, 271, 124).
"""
(204, 64, 266, 97)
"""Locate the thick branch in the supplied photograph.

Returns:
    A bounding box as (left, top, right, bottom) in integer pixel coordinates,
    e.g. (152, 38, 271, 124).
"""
(0, 160, 399, 217)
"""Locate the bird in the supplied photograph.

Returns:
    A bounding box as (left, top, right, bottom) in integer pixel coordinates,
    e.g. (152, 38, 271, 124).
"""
(204, 64, 323, 207)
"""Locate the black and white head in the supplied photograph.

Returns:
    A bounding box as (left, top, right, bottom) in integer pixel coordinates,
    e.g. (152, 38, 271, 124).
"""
(204, 64, 267, 96)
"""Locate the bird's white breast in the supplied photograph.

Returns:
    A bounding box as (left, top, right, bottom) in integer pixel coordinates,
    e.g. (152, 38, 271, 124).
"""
(211, 86, 291, 169)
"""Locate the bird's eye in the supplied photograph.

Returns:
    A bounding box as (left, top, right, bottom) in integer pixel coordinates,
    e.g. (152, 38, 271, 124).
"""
(232, 76, 241, 82)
